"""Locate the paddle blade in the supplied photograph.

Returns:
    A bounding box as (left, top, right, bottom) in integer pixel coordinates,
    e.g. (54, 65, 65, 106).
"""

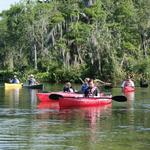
(49, 94, 63, 100)
(112, 95, 127, 102)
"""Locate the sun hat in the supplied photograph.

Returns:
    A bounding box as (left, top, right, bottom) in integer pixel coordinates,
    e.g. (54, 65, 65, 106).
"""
(30, 74, 34, 77)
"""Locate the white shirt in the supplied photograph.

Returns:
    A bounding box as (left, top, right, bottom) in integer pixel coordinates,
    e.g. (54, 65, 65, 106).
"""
(121, 79, 134, 88)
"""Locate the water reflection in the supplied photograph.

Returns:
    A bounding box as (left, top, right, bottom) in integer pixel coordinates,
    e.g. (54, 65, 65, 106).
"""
(37, 102, 112, 121)
(4, 87, 42, 110)
(80, 104, 112, 143)
(37, 101, 59, 110)
(29, 89, 38, 108)
(124, 91, 135, 101)
(0, 86, 150, 150)
(122, 91, 135, 111)
(37, 102, 112, 140)
(4, 88, 20, 107)
(113, 91, 136, 129)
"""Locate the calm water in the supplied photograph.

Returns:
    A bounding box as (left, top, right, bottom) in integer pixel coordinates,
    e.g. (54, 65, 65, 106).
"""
(0, 83, 150, 150)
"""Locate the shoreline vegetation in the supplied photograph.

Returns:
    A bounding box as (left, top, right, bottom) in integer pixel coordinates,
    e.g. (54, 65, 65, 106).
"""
(0, 70, 148, 88)
(0, 0, 150, 86)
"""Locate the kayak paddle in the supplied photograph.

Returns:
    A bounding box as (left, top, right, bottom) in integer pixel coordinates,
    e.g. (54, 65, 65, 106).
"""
(49, 94, 127, 102)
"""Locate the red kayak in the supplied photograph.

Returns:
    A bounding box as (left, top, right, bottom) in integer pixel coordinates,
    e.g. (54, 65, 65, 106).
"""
(36, 92, 51, 102)
(123, 86, 135, 93)
(36, 92, 83, 102)
(37, 101, 59, 110)
(59, 95, 112, 108)
(37, 92, 126, 108)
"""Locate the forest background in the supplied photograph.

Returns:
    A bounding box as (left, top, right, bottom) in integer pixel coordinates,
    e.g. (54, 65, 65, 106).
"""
(0, 0, 150, 86)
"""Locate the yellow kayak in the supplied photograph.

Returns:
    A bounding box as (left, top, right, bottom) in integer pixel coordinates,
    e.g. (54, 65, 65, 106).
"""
(4, 83, 23, 89)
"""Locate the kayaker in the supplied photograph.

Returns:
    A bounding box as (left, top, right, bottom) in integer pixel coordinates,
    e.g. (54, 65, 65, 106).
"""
(63, 82, 74, 93)
(84, 79, 100, 97)
(81, 78, 90, 93)
(10, 75, 20, 84)
(28, 74, 38, 85)
(121, 75, 135, 89)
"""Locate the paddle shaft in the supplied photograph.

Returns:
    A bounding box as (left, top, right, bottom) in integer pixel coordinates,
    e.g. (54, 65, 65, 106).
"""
(49, 94, 127, 102)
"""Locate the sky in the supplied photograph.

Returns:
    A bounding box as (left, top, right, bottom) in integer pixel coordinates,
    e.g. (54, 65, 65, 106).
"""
(0, 0, 21, 13)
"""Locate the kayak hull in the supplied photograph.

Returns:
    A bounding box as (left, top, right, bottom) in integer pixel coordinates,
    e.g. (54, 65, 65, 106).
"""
(36, 92, 51, 102)
(59, 96, 112, 108)
(37, 92, 112, 108)
(36, 92, 83, 102)
(4, 83, 23, 89)
(123, 86, 135, 93)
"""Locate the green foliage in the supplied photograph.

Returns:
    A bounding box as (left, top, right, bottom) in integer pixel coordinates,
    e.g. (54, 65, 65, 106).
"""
(133, 59, 150, 74)
(0, 0, 150, 84)
(54, 66, 82, 83)
(36, 72, 49, 82)
(67, 22, 92, 43)
(123, 42, 138, 55)
(51, 12, 64, 24)
(0, 70, 20, 82)
(83, 1, 105, 22)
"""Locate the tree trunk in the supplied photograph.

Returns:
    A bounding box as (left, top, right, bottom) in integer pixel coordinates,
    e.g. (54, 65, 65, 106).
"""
(34, 44, 37, 70)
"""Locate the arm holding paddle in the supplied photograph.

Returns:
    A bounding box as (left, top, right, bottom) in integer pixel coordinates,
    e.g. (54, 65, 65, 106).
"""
(94, 79, 112, 86)
(28, 74, 39, 85)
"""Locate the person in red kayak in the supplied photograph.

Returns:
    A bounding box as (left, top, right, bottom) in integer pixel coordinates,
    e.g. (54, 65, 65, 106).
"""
(121, 75, 135, 89)
(81, 78, 90, 93)
(63, 82, 74, 93)
(84, 79, 100, 97)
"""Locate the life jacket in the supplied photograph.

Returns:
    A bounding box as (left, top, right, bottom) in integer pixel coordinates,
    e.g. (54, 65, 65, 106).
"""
(88, 86, 97, 96)
(124, 80, 133, 87)
(28, 78, 36, 85)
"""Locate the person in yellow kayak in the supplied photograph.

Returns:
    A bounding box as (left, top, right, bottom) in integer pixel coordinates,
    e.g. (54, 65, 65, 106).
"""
(10, 75, 20, 84)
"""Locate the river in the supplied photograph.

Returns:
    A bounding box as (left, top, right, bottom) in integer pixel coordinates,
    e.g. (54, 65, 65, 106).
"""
(0, 83, 149, 150)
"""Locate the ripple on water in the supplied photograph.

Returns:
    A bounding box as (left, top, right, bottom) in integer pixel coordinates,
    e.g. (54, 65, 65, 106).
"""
(141, 104, 150, 110)
(136, 127, 150, 132)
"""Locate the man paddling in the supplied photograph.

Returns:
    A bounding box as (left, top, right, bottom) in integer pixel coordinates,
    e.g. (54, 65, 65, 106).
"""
(28, 74, 38, 85)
